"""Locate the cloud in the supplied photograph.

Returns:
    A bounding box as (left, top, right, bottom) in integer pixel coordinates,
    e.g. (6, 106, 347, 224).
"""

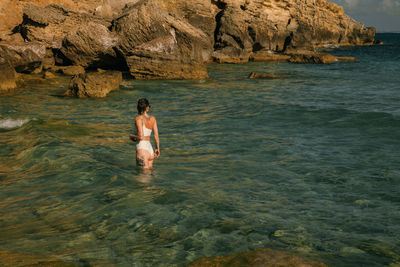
(379, 0, 400, 15)
(343, 0, 359, 8)
(332, 0, 400, 14)
(330, 0, 400, 31)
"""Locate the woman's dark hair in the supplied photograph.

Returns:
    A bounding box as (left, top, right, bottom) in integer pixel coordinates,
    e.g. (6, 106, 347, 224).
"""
(137, 98, 150, 114)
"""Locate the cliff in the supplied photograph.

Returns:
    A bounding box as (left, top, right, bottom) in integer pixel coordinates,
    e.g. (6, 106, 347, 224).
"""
(0, 0, 375, 86)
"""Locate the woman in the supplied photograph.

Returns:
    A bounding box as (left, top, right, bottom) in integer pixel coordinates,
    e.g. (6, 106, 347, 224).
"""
(130, 98, 160, 168)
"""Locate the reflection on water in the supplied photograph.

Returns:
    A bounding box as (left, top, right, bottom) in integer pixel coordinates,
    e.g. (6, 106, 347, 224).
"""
(1, 34, 400, 266)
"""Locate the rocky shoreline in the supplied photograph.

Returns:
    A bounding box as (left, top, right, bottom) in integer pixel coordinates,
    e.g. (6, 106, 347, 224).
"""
(0, 0, 376, 97)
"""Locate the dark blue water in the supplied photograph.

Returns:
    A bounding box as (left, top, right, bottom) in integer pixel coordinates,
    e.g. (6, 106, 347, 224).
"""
(0, 33, 399, 266)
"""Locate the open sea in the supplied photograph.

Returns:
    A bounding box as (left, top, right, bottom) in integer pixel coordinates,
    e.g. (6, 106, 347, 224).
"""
(1, 33, 399, 266)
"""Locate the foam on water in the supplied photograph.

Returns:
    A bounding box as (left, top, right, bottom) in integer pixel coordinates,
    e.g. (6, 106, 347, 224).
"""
(0, 118, 30, 129)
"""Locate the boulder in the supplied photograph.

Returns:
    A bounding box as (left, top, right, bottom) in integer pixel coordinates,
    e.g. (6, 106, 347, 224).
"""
(248, 72, 286, 79)
(188, 248, 327, 267)
(0, 41, 45, 73)
(126, 50, 208, 80)
(21, 4, 111, 49)
(0, 61, 17, 92)
(113, 0, 211, 79)
(64, 71, 122, 98)
(59, 22, 123, 69)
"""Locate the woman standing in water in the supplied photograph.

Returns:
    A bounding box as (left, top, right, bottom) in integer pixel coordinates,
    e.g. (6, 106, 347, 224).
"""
(130, 98, 160, 168)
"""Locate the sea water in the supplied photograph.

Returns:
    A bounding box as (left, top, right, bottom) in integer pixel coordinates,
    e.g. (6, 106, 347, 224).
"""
(0, 33, 399, 266)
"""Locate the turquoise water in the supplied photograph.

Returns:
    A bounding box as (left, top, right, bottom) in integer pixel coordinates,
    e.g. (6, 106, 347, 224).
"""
(1, 33, 399, 266)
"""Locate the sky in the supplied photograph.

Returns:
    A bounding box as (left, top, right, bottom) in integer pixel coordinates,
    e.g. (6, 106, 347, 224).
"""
(330, 0, 400, 32)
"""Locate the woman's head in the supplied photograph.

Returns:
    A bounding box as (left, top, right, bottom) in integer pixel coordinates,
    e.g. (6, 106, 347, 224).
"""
(137, 98, 150, 114)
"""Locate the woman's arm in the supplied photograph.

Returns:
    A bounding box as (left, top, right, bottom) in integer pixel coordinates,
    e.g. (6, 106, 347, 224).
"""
(136, 116, 144, 139)
(130, 133, 140, 142)
(152, 117, 160, 157)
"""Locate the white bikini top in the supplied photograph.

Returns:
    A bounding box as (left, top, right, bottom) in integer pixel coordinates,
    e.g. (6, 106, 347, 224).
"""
(142, 117, 152, 137)
(142, 124, 152, 137)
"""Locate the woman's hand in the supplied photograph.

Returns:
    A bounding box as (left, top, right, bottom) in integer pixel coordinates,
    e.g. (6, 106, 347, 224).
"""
(154, 149, 160, 158)
(130, 134, 139, 142)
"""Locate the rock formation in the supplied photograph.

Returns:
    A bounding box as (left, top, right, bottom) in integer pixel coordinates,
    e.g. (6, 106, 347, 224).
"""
(64, 71, 122, 98)
(211, 0, 375, 63)
(0, 0, 376, 83)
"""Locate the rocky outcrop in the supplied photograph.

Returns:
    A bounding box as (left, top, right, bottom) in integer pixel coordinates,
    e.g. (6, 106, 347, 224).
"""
(0, 62, 17, 92)
(0, 40, 45, 73)
(64, 71, 122, 98)
(211, 0, 375, 63)
(113, 0, 211, 79)
(188, 248, 327, 267)
(287, 51, 360, 64)
(0, 0, 376, 83)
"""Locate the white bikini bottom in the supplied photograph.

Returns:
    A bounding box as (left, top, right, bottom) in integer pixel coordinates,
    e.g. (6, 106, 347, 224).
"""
(136, 141, 154, 156)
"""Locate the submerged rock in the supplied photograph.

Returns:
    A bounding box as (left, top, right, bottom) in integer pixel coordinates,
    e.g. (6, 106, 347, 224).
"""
(65, 70, 122, 98)
(0, 248, 75, 267)
(248, 72, 286, 79)
(188, 247, 327, 267)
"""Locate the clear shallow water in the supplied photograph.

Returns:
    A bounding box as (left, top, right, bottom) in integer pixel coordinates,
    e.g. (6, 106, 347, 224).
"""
(1, 33, 399, 266)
